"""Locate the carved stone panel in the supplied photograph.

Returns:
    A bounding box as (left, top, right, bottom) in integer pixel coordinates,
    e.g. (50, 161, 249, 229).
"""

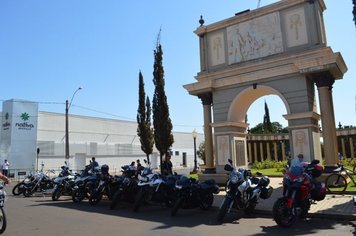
(283, 7, 308, 48)
(227, 12, 283, 64)
(208, 32, 225, 66)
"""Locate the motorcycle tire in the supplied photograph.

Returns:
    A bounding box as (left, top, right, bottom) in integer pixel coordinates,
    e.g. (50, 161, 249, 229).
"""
(133, 188, 145, 212)
(217, 197, 232, 222)
(244, 203, 256, 215)
(72, 189, 85, 203)
(110, 190, 122, 210)
(12, 182, 25, 196)
(52, 187, 63, 201)
(0, 207, 7, 234)
(23, 188, 33, 198)
(200, 193, 214, 210)
(272, 197, 297, 228)
(171, 198, 183, 216)
(89, 192, 102, 206)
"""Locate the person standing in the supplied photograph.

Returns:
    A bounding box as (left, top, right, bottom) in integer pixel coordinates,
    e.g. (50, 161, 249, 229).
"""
(2, 160, 9, 177)
(162, 153, 173, 176)
(90, 157, 99, 172)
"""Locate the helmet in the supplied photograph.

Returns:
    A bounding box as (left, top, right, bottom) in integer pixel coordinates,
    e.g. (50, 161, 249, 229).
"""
(101, 164, 109, 175)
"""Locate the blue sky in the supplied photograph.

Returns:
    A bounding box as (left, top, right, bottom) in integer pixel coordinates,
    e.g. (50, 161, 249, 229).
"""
(0, 0, 355, 133)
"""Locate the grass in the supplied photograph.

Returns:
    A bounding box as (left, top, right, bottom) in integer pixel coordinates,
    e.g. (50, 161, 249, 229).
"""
(251, 168, 284, 176)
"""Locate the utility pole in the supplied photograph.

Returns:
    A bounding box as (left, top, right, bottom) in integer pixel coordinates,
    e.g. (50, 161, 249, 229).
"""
(65, 87, 82, 161)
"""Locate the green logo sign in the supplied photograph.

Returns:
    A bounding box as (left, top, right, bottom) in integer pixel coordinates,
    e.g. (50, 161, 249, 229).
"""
(21, 112, 30, 121)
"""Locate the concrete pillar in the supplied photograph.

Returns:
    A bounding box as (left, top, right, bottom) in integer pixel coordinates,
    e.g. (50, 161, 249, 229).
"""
(266, 142, 271, 160)
(281, 142, 286, 161)
(253, 142, 258, 162)
(248, 142, 253, 163)
(259, 142, 264, 161)
(315, 75, 338, 166)
(350, 137, 354, 158)
(341, 138, 346, 158)
(199, 93, 215, 173)
(273, 142, 278, 161)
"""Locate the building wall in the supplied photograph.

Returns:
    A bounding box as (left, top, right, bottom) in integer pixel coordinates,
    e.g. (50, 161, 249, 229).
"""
(1, 110, 204, 177)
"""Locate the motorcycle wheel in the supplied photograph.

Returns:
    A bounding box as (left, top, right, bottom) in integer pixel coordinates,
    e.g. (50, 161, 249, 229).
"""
(0, 207, 7, 234)
(110, 190, 122, 210)
(217, 197, 232, 222)
(23, 188, 33, 198)
(89, 192, 102, 206)
(200, 193, 214, 210)
(72, 188, 85, 203)
(52, 186, 63, 201)
(12, 183, 25, 196)
(244, 202, 256, 215)
(272, 197, 297, 228)
(171, 198, 183, 216)
(133, 188, 145, 212)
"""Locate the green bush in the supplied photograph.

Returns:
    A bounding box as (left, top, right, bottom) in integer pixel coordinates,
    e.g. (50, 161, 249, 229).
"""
(251, 160, 287, 170)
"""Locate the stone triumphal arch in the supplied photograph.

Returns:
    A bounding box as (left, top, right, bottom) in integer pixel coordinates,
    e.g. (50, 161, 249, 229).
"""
(184, 0, 347, 174)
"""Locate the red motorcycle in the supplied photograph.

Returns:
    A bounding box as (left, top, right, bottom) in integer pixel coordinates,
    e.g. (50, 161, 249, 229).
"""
(273, 160, 325, 227)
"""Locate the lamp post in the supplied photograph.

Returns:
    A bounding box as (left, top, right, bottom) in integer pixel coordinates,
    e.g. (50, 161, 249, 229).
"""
(65, 87, 82, 160)
(192, 129, 198, 173)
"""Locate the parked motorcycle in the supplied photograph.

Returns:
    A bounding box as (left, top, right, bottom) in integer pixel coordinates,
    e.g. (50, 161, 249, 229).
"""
(72, 164, 100, 203)
(171, 176, 220, 216)
(12, 172, 36, 196)
(52, 162, 77, 201)
(89, 165, 121, 205)
(22, 168, 55, 197)
(133, 167, 179, 212)
(0, 183, 7, 234)
(110, 165, 139, 209)
(272, 160, 325, 227)
(217, 160, 273, 222)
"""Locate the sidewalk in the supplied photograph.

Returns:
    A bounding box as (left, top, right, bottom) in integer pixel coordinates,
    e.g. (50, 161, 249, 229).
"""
(213, 177, 356, 220)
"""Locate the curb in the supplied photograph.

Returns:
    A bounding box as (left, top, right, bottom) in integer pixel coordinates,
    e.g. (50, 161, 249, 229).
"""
(252, 209, 356, 221)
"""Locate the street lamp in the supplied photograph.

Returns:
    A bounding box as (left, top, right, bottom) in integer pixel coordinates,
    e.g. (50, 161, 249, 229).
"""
(65, 87, 82, 160)
(192, 129, 198, 173)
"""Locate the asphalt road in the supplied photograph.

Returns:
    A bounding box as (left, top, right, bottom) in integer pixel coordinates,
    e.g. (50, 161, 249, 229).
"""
(2, 184, 356, 236)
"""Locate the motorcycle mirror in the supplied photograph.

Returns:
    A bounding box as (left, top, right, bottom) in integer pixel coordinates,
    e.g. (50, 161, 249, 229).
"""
(256, 172, 263, 177)
(224, 164, 233, 172)
(228, 159, 233, 164)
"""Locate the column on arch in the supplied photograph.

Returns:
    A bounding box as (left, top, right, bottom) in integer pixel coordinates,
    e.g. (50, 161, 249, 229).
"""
(199, 93, 215, 173)
(313, 73, 339, 166)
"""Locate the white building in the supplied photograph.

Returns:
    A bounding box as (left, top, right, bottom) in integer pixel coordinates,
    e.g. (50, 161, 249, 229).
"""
(0, 99, 204, 177)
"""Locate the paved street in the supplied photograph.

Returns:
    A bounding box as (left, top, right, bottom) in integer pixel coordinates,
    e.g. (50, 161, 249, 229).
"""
(2, 184, 356, 236)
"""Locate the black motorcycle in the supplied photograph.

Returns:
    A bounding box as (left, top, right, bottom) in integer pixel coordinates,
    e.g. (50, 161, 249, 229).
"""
(12, 172, 35, 196)
(171, 176, 220, 216)
(72, 165, 100, 203)
(217, 161, 273, 222)
(133, 167, 180, 212)
(89, 173, 120, 205)
(22, 169, 55, 197)
(52, 163, 77, 201)
(110, 165, 139, 209)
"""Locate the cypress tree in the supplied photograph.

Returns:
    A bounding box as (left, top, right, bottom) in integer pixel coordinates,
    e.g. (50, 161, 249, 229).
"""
(137, 71, 154, 164)
(353, 0, 356, 27)
(263, 101, 273, 133)
(152, 34, 174, 174)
